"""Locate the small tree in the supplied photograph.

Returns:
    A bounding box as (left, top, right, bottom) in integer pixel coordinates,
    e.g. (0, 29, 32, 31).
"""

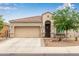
(0, 16, 4, 31)
(71, 10, 79, 41)
(53, 7, 79, 41)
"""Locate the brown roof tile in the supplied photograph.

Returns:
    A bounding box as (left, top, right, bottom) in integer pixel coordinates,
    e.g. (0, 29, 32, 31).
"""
(10, 16, 42, 23)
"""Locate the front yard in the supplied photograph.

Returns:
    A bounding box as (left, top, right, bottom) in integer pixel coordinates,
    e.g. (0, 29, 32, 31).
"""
(0, 38, 79, 55)
(44, 38, 79, 47)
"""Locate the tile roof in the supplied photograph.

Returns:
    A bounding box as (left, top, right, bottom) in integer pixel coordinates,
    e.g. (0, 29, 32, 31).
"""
(10, 16, 42, 23)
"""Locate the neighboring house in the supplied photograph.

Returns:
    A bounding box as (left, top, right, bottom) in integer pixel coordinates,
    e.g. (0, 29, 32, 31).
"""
(0, 22, 9, 38)
(9, 12, 79, 38)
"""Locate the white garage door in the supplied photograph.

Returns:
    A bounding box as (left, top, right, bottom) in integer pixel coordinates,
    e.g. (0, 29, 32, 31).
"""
(14, 26, 41, 38)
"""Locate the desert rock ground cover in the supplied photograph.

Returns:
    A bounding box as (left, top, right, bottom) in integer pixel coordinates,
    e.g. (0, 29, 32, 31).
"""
(44, 38, 79, 47)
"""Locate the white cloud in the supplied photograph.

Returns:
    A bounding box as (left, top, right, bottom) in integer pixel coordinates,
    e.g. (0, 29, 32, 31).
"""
(0, 3, 17, 6)
(71, 4, 75, 9)
(0, 3, 17, 10)
(56, 3, 75, 10)
(0, 6, 17, 10)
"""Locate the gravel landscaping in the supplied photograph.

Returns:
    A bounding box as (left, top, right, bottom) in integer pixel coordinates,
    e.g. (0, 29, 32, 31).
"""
(44, 38, 79, 47)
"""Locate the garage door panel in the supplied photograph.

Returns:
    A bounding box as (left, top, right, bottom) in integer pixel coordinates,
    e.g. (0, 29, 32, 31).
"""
(14, 26, 41, 38)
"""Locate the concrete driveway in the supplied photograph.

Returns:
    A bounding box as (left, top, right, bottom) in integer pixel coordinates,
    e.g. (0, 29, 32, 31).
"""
(0, 38, 41, 53)
(0, 38, 79, 55)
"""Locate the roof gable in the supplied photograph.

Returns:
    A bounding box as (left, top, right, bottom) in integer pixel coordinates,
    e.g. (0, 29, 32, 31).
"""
(9, 12, 53, 23)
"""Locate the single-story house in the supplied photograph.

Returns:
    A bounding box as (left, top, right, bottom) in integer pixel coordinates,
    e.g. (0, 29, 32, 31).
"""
(9, 12, 79, 38)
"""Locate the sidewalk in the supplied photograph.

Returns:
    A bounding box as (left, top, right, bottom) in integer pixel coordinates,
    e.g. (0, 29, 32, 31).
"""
(0, 38, 79, 55)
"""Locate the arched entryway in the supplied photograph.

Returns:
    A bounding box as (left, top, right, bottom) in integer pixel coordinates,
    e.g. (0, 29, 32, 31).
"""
(45, 20, 51, 38)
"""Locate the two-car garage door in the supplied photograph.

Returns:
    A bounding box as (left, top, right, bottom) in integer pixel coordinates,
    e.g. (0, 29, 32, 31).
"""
(14, 26, 41, 38)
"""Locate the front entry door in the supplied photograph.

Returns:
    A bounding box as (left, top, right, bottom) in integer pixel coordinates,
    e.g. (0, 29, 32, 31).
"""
(45, 21, 51, 37)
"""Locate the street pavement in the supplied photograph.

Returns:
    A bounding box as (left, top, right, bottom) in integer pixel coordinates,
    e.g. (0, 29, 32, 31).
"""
(0, 38, 79, 55)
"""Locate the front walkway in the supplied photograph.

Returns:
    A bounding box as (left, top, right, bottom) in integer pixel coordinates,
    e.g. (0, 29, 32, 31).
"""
(0, 38, 79, 55)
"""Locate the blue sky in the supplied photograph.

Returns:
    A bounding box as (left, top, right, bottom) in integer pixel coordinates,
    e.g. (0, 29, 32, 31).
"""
(0, 3, 79, 22)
